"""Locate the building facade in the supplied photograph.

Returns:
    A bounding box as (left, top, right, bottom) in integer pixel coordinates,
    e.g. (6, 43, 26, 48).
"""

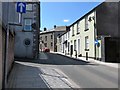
(40, 26, 67, 52)
(14, 2, 40, 59)
(0, 2, 17, 89)
(57, 2, 119, 62)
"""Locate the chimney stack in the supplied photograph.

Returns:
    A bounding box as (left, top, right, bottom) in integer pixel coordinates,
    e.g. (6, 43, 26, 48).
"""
(44, 27, 47, 31)
(54, 25, 56, 29)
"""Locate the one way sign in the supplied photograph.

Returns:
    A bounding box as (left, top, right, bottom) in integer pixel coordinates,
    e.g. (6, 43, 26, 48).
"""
(17, 2, 26, 13)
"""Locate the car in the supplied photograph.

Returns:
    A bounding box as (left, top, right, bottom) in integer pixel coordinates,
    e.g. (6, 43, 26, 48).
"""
(43, 48, 50, 52)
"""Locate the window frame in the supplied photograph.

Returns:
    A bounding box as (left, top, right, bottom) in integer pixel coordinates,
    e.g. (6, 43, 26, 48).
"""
(85, 16, 89, 31)
(45, 36, 47, 41)
(72, 25, 74, 36)
(85, 36, 89, 51)
(77, 21, 80, 34)
(74, 40, 76, 51)
(26, 4, 33, 11)
(24, 18, 32, 31)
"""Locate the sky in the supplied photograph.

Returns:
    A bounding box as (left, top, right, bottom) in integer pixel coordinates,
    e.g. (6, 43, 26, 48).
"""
(41, 2, 102, 30)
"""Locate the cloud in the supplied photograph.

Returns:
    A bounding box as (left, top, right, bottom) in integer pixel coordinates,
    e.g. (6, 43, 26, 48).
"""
(63, 19, 69, 22)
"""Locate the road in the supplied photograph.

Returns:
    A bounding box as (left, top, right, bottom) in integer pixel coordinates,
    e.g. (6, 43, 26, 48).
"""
(38, 52, 118, 88)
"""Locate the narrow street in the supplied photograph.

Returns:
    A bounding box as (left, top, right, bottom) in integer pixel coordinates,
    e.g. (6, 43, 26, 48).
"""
(8, 52, 118, 88)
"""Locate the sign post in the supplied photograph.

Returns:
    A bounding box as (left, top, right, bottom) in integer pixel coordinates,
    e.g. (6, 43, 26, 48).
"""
(17, 2, 26, 24)
(17, 2, 26, 13)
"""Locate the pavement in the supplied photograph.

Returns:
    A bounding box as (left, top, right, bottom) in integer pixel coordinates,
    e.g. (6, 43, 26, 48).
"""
(51, 51, 119, 69)
(8, 57, 79, 88)
(7, 52, 119, 89)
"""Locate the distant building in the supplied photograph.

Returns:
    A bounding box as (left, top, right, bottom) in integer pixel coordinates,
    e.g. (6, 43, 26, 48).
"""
(14, 2, 40, 59)
(57, 2, 119, 62)
(40, 26, 67, 52)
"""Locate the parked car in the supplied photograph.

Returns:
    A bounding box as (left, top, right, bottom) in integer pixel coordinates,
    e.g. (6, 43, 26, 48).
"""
(43, 48, 50, 52)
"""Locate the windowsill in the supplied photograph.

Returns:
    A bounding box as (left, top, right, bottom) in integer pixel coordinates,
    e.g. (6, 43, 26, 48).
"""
(84, 29, 89, 31)
(26, 10, 33, 12)
(85, 49, 89, 51)
(22, 30, 33, 32)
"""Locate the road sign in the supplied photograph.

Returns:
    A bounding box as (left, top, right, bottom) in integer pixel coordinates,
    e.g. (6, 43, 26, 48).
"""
(17, 2, 26, 13)
(95, 40, 100, 47)
(95, 40, 99, 45)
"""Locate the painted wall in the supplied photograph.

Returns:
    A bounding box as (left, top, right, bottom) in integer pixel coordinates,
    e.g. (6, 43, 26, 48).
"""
(14, 2, 40, 59)
(14, 32, 33, 58)
(69, 11, 97, 58)
(96, 2, 118, 37)
(40, 32, 54, 51)
(0, 21, 2, 90)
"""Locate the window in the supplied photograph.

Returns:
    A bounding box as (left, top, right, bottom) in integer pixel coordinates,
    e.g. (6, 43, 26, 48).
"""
(26, 4, 33, 11)
(51, 42, 53, 47)
(85, 16, 89, 30)
(44, 43, 47, 47)
(24, 19, 32, 31)
(68, 31, 70, 39)
(74, 40, 76, 51)
(72, 26, 74, 36)
(85, 36, 89, 50)
(77, 21, 80, 33)
(45, 36, 47, 41)
(78, 39, 80, 54)
(68, 42, 70, 52)
(51, 35, 53, 39)
(40, 37, 42, 40)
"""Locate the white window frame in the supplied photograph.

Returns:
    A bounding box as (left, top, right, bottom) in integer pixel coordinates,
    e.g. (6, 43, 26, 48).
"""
(77, 21, 80, 33)
(26, 4, 33, 11)
(78, 39, 80, 54)
(85, 16, 89, 30)
(74, 40, 76, 51)
(24, 18, 32, 31)
(72, 26, 74, 36)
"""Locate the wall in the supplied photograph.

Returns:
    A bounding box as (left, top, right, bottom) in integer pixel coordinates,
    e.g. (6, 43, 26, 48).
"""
(0, 21, 2, 90)
(96, 2, 119, 61)
(40, 32, 54, 51)
(0, 2, 16, 89)
(14, 32, 33, 58)
(96, 2, 118, 37)
(69, 11, 96, 58)
(14, 2, 40, 59)
(54, 31, 66, 52)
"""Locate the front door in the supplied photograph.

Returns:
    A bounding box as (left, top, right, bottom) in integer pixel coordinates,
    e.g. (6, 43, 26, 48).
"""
(70, 45, 73, 56)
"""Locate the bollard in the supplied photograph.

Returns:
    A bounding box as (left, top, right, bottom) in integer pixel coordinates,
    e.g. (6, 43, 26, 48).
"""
(75, 50, 77, 58)
(86, 52, 88, 60)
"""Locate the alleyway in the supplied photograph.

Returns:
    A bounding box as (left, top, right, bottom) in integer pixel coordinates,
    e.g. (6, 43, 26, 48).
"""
(8, 52, 118, 89)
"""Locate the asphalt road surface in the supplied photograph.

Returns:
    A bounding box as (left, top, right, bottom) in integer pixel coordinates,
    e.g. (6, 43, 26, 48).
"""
(30, 52, 119, 88)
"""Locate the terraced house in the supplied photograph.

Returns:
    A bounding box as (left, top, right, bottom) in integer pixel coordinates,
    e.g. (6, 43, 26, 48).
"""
(40, 26, 67, 52)
(57, 2, 119, 62)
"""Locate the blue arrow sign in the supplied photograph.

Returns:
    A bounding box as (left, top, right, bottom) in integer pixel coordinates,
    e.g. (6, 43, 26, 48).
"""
(17, 2, 26, 13)
(95, 40, 99, 45)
